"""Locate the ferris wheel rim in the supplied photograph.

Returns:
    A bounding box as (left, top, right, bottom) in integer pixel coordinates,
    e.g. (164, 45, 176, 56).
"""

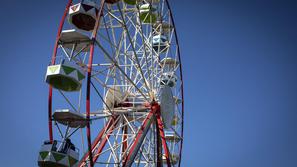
(163, 0, 184, 166)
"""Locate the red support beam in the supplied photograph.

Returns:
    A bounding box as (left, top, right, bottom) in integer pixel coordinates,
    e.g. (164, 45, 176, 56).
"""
(122, 103, 158, 167)
(121, 123, 128, 157)
(85, 0, 106, 166)
(156, 110, 171, 167)
(92, 118, 119, 163)
(48, 87, 53, 142)
(78, 118, 114, 167)
(156, 117, 163, 167)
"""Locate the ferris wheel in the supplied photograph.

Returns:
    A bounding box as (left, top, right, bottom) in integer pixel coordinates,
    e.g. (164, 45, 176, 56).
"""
(38, 0, 184, 166)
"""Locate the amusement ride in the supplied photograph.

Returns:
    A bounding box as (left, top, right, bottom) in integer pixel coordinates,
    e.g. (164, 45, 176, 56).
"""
(38, 0, 184, 166)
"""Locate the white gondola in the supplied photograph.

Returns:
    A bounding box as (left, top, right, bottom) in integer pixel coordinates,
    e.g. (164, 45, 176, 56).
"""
(53, 109, 87, 128)
(165, 131, 181, 143)
(160, 72, 178, 87)
(139, 4, 157, 24)
(38, 140, 79, 167)
(162, 153, 179, 165)
(160, 85, 175, 129)
(59, 29, 91, 52)
(45, 61, 85, 92)
(69, 0, 99, 31)
(152, 34, 169, 53)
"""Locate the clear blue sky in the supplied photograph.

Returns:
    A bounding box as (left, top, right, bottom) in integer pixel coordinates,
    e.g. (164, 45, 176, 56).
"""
(0, 0, 296, 166)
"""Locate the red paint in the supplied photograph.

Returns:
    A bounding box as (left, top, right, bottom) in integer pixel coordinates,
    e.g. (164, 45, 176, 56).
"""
(79, 118, 115, 167)
(122, 103, 159, 167)
(122, 124, 128, 157)
(85, 0, 106, 166)
(48, 87, 53, 142)
(48, 0, 73, 143)
(86, 42, 95, 167)
(92, 117, 119, 163)
(156, 117, 162, 167)
(156, 111, 171, 167)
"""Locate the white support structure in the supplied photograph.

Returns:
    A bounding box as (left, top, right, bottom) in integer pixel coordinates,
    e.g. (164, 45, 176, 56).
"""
(59, 29, 91, 52)
(53, 109, 87, 128)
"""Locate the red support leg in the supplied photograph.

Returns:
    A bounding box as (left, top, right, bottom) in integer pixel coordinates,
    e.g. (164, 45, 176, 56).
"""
(85, 0, 106, 166)
(156, 111, 171, 167)
(156, 117, 163, 167)
(122, 123, 128, 157)
(92, 117, 119, 163)
(79, 117, 118, 167)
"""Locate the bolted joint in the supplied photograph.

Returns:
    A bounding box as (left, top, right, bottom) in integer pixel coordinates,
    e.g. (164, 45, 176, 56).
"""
(151, 102, 161, 115)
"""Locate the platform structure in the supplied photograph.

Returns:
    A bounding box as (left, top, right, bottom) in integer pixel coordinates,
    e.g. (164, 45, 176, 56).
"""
(59, 29, 92, 53)
(53, 109, 88, 128)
